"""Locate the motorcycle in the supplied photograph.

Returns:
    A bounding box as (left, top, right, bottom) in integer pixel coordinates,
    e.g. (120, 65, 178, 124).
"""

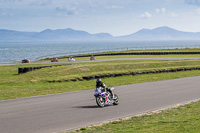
(68, 57, 75, 62)
(94, 87, 119, 107)
(51, 58, 58, 62)
(90, 55, 95, 61)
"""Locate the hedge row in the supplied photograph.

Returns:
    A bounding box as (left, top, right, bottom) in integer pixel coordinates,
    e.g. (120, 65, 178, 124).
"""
(73, 52, 200, 58)
(18, 64, 71, 74)
(47, 67, 200, 83)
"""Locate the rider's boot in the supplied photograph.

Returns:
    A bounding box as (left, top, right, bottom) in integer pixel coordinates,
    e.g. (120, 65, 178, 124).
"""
(110, 92, 116, 99)
(107, 88, 116, 99)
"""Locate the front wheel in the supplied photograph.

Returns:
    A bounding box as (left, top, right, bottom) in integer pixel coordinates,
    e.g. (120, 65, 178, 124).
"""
(113, 94, 119, 105)
(96, 96, 105, 107)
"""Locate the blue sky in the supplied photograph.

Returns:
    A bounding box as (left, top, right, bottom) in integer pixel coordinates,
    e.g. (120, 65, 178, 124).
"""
(1, 0, 200, 36)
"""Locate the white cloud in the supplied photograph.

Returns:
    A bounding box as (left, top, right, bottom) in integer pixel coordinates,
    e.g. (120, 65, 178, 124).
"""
(155, 8, 160, 13)
(54, 6, 80, 16)
(161, 8, 166, 13)
(155, 7, 178, 17)
(140, 12, 152, 19)
(105, 5, 124, 9)
(155, 8, 166, 14)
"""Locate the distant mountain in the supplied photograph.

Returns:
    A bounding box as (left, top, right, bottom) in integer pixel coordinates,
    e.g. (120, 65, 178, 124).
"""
(33, 28, 95, 40)
(0, 29, 38, 41)
(1, 26, 200, 42)
(121, 26, 200, 40)
(0, 28, 113, 42)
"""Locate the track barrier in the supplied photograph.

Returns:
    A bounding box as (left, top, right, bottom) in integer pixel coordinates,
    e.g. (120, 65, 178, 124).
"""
(46, 67, 200, 83)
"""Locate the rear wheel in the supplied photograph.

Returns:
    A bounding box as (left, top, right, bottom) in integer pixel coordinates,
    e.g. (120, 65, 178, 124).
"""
(96, 96, 105, 107)
(113, 94, 119, 105)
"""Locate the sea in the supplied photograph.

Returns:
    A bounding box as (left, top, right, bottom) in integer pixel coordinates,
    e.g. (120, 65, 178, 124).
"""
(0, 40, 200, 63)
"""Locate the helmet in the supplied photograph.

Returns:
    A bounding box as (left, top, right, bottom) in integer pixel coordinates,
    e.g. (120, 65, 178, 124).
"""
(96, 78, 102, 86)
(96, 78, 102, 83)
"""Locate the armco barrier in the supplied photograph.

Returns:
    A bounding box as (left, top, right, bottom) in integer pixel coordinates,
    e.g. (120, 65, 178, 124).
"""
(46, 67, 200, 83)
(72, 52, 200, 58)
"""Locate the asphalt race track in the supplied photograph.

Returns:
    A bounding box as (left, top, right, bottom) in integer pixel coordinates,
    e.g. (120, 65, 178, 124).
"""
(0, 76, 200, 133)
(1, 57, 200, 66)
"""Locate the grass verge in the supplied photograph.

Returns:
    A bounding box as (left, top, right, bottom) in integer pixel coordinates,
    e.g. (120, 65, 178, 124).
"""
(8, 60, 200, 82)
(0, 69, 200, 100)
(70, 100, 200, 133)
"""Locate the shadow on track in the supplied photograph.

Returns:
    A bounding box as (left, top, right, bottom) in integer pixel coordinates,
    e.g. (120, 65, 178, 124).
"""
(73, 105, 100, 109)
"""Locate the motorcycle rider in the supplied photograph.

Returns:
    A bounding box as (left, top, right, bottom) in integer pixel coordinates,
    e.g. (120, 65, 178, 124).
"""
(90, 54, 95, 60)
(96, 78, 115, 99)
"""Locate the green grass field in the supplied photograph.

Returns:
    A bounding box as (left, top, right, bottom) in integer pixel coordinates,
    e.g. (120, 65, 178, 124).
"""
(71, 101, 200, 133)
(1, 59, 200, 100)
